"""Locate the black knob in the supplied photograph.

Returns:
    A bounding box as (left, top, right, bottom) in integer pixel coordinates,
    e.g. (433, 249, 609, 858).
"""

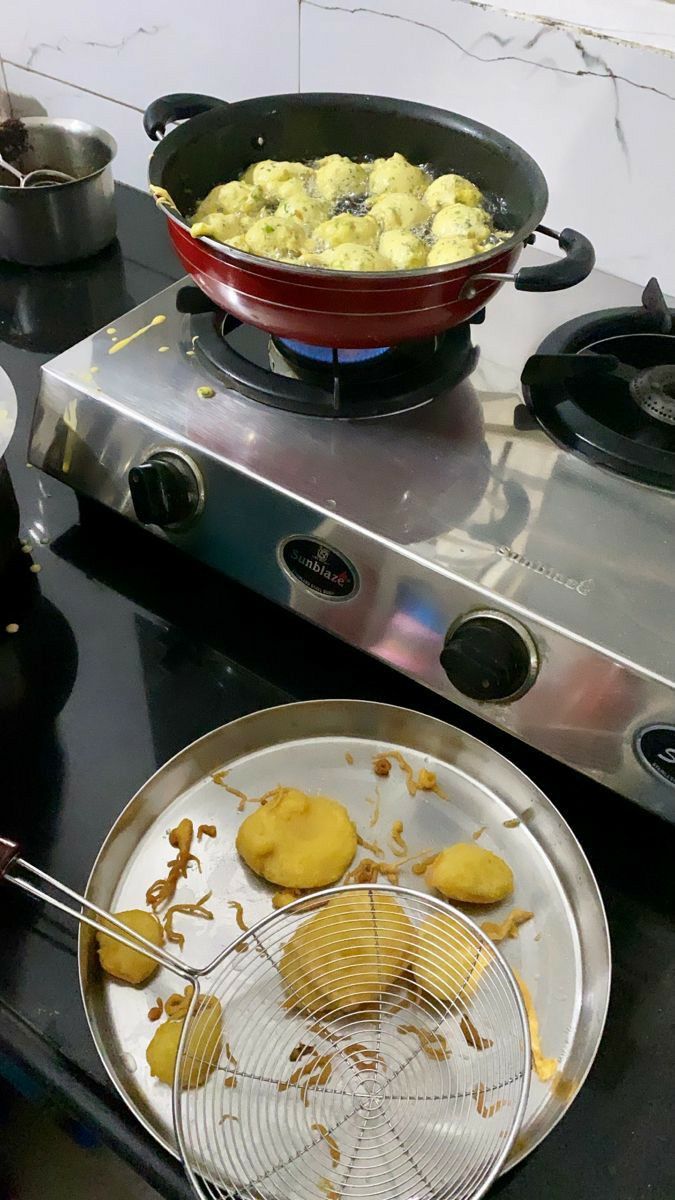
(128, 453, 201, 528)
(440, 615, 536, 702)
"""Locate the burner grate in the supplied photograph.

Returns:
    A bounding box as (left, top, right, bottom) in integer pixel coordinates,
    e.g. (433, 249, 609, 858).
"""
(521, 278, 675, 489)
(630, 364, 675, 426)
(177, 287, 481, 419)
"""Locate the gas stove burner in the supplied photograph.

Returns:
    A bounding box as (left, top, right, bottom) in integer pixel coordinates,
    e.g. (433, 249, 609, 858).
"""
(630, 362, 675, 426)
(521, 279, 675, 489)
(275, 339, 391, 367)
(187, 303, 480, 419)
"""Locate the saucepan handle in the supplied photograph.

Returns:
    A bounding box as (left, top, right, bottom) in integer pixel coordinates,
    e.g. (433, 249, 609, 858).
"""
(514, 225, 595, 292)
(143, 93, 229, 141)
(0, 837, 19, 878)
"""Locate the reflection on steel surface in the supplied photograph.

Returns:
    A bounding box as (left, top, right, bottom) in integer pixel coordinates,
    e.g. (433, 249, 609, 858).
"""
(28, 258, 675, 819)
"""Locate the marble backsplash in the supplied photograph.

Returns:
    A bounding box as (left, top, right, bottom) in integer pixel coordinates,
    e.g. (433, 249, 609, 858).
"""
(1, 0, 673, 289)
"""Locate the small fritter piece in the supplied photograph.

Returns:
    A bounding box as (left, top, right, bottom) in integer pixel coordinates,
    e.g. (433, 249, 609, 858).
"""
(273, 888, 303, 909)
(378, 229, 427, 269)
(191, 181, 265, 222)
(146, 818, 200, 911)
(368, 192, 430, 232)
(276, 191, 329, 229)
(417, 768, 438, 791)
(423, 173, 483, 211)
(224, 234, 249, 252)
(427, 843, 514, 904)
(280, 890, 415, 1014)
(368, 152, 429, 197)
(163, 891, 213, 951)
(236, 787, 357, 887)
(427, 235, 479, 266)
(146, 995, 222, 1088)
(96, 909, 164, 985)
(390, 819, 407, 856)
(247, 159, 312, 199)
(245, 214, 306, 259)
(397, 1023, 450, 1060)
(431, 203, 490, 241)
(148, 997, 163, 1022)
(412, 913, 491, 1004)
(275, 177, 311, 202)
(318, 244, 391, 271)
(411, 851, 440, 877)
(482, 908, 533, 943)
(343, 857, 401, 885)
(314, 155, 369, 202)
(313, 213, 379, 249)
(190, 212, 248, 245)
(165, 984, 194, 1019)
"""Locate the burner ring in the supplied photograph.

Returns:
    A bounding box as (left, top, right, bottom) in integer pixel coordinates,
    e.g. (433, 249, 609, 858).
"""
(521, 307, 675, 490)
(191, 311, 480, 419)
(630, 364, 675, 426)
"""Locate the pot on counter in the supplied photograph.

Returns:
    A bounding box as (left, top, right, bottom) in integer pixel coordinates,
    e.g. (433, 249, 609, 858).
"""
(0, 118, 117, 266)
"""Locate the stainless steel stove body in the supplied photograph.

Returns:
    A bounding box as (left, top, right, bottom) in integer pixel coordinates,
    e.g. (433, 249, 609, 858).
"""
(29, 251, 675, 820)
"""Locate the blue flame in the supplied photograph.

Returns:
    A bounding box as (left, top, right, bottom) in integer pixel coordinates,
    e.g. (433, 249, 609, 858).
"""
(279, 339, 390, 364)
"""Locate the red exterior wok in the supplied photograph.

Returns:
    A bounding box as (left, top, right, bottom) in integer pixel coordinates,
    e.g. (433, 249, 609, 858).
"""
(166, 215, 521, 346)
(146, 93, 595, 348)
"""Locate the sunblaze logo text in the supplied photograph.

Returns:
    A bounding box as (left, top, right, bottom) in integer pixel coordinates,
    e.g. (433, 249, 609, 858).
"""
(289, 548, 349, 587)
(280, 537, 358, 600)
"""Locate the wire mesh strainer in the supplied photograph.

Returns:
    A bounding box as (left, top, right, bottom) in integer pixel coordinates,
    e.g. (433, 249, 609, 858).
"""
(0, 840, 530, 1200)
(0, 149, 75, 187)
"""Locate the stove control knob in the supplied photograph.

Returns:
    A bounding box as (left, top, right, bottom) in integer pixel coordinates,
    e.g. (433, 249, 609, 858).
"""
(128, 452, 203, 528)
(440, 612, 537, 702)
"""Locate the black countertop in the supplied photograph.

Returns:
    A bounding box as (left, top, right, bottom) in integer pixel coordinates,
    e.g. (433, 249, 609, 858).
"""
(0, 186, 673, 1200)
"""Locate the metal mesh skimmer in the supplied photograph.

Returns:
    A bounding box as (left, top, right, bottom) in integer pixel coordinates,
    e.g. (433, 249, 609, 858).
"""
(0, 844, 530, 1200)
(176, 885, 530, 1200)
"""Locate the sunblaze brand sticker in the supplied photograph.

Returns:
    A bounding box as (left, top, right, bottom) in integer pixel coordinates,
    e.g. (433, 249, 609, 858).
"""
(279, 537, 358, 600)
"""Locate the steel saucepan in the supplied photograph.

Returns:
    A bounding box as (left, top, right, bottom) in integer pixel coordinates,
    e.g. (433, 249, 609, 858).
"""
(0, 117, 117, 266)
(145, 92, 595, 348)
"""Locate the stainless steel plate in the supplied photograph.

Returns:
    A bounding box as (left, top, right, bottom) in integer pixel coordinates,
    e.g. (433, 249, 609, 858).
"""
(0, 364, 18, 457)
(79, 700, 610, 1171)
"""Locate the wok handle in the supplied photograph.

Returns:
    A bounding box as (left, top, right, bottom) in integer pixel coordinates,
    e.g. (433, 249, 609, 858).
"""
(514, 225, 595, 292)
(143, 93, 229, 141)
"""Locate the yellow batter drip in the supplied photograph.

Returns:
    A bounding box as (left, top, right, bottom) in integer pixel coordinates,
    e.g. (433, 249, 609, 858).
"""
(513, 969, 558, 1082)
(481, 908, 533, 943)
(108, 315, 166, 355)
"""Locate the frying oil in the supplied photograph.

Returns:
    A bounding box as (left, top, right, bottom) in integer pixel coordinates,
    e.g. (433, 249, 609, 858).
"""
(303, 156, 509, 248)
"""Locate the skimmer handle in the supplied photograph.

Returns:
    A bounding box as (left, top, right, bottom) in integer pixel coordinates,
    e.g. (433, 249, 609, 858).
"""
(0, 837, 193, 981)
(0, 153, 24, 184)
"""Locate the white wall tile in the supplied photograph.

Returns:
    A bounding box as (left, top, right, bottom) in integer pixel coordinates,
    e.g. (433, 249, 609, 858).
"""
(2, 0, 299, 111)
(0, 59, 10, 116)
(2, 0, 672, 288)
(299, 0, 675, 290)
(4, 64, 151, 189)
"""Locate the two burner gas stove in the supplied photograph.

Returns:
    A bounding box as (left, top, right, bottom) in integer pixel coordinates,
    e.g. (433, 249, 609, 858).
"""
(29, 248, 675, 820)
